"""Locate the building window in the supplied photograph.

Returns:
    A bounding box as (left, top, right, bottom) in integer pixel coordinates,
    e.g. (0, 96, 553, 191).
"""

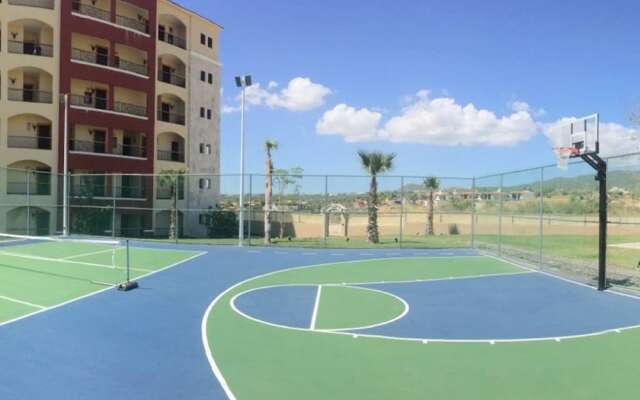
(199, 178, 211, 190)
(206, 144, 212, 154)
(201, 71, 206, 81)
(199, 143, 205, 154)
(207, 109, 212, 120)
(200, 107, 205, 118)
(199, 214, 209, 225)
(208, 73, 213, 84)
(207, 37, 213, 48)
(201, 34, 206, 45)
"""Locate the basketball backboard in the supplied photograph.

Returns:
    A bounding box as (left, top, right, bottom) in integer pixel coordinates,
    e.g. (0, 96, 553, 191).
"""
(560, 113, 600, 156)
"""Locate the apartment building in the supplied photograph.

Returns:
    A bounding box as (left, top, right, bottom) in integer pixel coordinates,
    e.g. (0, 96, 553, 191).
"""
(0, 0, 222, 237)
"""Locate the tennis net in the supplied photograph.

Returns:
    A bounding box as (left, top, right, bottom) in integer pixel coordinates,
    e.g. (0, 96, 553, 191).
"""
(0, 233, 131, 286)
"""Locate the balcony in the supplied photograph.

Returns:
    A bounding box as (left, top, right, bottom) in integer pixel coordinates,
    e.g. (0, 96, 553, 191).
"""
(71, 1, 111, 23)
(8, 135, 52, 150)
(8, 0, 54, 9)
(157, 149, 185, 163)
(158, 31, 187, 50)
(113, 143, 146, 158)
(157, 70, 186, 88)
(115, 185, 146, 199)
(69, 139, 146, 158)
(157, 110, 185, 125)
(71, 48, 147, 76)
(115, 14, 149, 34)
(8, 88, 53, 104)
(70, 94, 147, 118)
(8, 41, 54, 57)
(7, 181, 52, 196)
(70, 181, 107, 198)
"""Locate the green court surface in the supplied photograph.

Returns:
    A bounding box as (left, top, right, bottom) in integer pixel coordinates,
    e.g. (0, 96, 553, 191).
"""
(206, 256, 640, 399)
(0, 240, 203, 324)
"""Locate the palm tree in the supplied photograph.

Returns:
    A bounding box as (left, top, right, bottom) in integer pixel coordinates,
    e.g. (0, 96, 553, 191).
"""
(357, 151, 396, 244)
(424, 176, 440, 235)
(264, 139, 278, 244)
(159, 169, 185, 240)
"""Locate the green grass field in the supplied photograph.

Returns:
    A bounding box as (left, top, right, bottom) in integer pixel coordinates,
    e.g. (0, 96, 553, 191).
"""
(0, 240, 203, 324)
(206, 256, 640, 399)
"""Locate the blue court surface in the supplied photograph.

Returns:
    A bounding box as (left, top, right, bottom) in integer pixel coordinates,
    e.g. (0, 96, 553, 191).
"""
(1, 244, 640, 399)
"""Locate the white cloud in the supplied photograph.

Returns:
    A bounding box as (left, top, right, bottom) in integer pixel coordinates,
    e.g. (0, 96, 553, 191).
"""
(316, 91, 538, 146)
(316, 104, 383, 142)
(510, 100, 546, 117)
(230, 77, 331, 112)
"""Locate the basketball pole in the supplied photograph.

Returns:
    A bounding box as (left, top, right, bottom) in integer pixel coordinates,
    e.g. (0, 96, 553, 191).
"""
(581, 152, 607, 291)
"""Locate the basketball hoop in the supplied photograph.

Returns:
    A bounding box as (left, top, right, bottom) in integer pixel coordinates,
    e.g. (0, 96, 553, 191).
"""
(554, 146, 580, 170)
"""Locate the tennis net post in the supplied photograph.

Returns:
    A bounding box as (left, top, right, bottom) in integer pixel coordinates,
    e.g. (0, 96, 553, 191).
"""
(117, 240, 139, 292)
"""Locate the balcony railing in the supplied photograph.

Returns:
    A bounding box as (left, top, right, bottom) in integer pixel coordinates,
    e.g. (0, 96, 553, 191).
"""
(115, 185, 146, 199)
(8, 41, 54, 57)
(70, 94, 147, 118)
(70, 183, 107, 198)
(116, 14, 149, 34)
(157, 150, 185, 163)
(8, 135, 52, 150)
(8, 88, 53, 104)
(157, 69, 186, 88)
(7, 182, 52, 196)
(157, 110, 185, 125)
(72, 48, 147, 76)
(158, 31, 187, 50)
(71, 1, 110, 22)
(8, 0, 54, 9)
(113, 143, 147, 158)
(156, 186, 185, 200)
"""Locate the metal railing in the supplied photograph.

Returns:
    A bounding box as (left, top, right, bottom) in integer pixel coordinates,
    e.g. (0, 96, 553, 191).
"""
(157, 111, 185, 125)
(157, 70, 186, 88)
(116, 14, 149, 34)
(158, 31, 187, 50)
(71, 0, 110, 22)
(69, 139, 107, 154)
(72, 48, 147, 76)
(157, 150, 185, 163)
(8, 0, 54, 9)
(8, 41, 53, 57)
(113, 143, 147, 158)
(8, 135, 52, 150)
(70, 94, 147, 118)
(70, 183, 107, 198)
(8, 88, 53, 103)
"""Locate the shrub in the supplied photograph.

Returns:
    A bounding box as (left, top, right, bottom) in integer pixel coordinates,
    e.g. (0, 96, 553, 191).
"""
(448, 223, 460, 235)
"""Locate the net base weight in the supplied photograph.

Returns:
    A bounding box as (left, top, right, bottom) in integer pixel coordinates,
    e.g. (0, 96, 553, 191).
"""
(117, 281, 139, 292)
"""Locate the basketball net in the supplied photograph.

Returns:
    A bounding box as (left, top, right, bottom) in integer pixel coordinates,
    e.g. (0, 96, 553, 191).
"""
(554, 147, 580, 170)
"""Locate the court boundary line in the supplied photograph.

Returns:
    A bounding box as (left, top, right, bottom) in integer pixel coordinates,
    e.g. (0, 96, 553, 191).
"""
(201, 253, 507, 400)
(309, 285, 322, 330)
(0, 250, 207, 329)
(63, 247, 125, 260)
(0, 295, 45, 310)
(235, 284, 410, 333)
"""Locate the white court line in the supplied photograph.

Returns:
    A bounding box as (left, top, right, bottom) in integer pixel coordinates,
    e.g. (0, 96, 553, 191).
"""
(0, 295, 45, 310)
(0, 250, 152, 273)
(63, 247, 124, 260)
(309, 285, 322, 330)
(0, 251, 207, 329)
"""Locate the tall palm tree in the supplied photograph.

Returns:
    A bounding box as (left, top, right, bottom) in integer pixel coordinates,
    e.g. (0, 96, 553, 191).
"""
(159, 169, 185, 240)
(358, 151, 396, 244)
(264, 139, 278, 244)
(424, 176, 440, 235)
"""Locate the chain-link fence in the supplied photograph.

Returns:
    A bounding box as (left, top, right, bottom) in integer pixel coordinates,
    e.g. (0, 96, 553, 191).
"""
(2, 152, 640, 290)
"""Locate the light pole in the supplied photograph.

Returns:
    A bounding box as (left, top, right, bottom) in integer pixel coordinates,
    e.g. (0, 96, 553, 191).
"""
(62, 93, 70, 237)
(235, 75, 252, 246)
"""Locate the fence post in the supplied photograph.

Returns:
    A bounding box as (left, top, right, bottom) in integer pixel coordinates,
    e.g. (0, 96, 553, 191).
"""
(539, 168, 544, 266)
(399, 176, 404, 248)
(26, 171, 31, 235)
(247, 174, 252, 246)
(471, 177, 476, 248)
(323, 175, 329, 248)
(498, 174, 503, 256)
(112, 174, 117, 238)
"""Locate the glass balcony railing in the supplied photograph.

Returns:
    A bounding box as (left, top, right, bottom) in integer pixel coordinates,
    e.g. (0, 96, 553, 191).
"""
(157, 110, 185, 125)
(113, 143, 147, 158)
(7, 181, 52, 196)
(69, 139, 147, 158)
(8, 135, 52, 150)
(8, 41, 54, 57)
(157, 150, 185, 163)
(8, 88, 53, 104)
(72, 48, 147, 76)
(157, 70, 186, 88)
(158, 31, 187, 50)
(72, 1, 149, 35)
(116, 14, 149, 34)
(70, 94, 147, 118)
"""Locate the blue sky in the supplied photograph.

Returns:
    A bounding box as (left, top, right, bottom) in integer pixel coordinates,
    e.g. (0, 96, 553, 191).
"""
(182, 0, 640, 177)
